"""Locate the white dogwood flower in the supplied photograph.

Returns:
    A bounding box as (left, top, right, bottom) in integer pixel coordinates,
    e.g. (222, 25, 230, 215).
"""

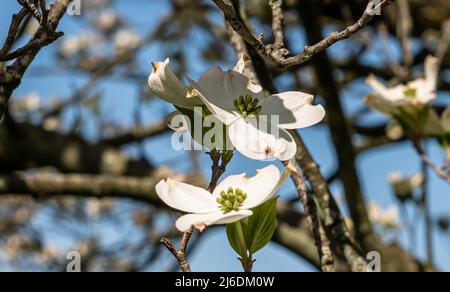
(186, 68, 325, 161)
(149, 57, 325, 161)
(365, 55, 439, 115)
(155, 165, 292, 232)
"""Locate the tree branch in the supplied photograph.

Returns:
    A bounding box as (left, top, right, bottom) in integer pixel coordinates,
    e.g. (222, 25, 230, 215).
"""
(212, 0, 396, 70)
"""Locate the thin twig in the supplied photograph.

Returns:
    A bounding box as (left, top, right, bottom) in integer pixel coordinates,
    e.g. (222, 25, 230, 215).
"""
(396, 0, 413, 69)
(419, 155, 434, 265)
(160, 233, 192, 272)
(212, 0, 396, 69)
(40, 0, 49, 26)
(413, 140, 450, 184)
(268, 0, 287, 58)
(0, 31, 64, 62)
(17, 0, 43, 23)
(436, 19, 450, 66)
(0, 8, 29, 58)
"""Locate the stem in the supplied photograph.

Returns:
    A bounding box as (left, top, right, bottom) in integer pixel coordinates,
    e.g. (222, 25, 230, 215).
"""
(160, 231, 192, 272)
(421, 156, 434, 265)
(208, 150, 233, 191)
(234, 221, 253, 272)
(412, 139, 450, 184)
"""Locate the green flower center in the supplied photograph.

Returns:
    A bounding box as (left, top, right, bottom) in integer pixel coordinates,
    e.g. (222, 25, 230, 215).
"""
(216, 187, 248, 213)
(233, 95, 262, 118)
(403, 86, 417, 98)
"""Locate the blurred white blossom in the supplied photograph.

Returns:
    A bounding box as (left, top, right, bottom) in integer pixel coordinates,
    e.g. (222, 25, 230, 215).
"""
(95, 10, 120, 32)
(368, 202, 401, 229)
(365, 56, 439, 116)
(11, 92, 40, 113)
(388, 172, 424, 202)
(59, 32, 100, 58)
(113, 30, 142, 55)
(43, 117, 61, 132)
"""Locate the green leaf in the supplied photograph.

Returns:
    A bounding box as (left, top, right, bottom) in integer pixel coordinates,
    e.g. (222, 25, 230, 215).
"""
(226, 222, 247, 257)
(245, 198, 277, 255)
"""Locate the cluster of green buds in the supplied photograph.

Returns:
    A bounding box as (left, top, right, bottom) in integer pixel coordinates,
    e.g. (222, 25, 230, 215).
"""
(233, 95, 263, 118)
(217, 187, 248, 213)
(403, 86, 417, 99)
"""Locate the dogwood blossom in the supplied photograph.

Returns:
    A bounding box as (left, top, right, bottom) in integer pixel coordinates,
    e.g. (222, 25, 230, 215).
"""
(114, 30, 142, 54)
(95, 10, 120, 32)
(365, 56, 439, 115)
(155, 165, 291, 232)
(367, 203, 400, 229)
(388, 172, 424, 202)
(148, 57, 325, 161)
(59, 32, 99, 58)
(11, 92, 40, 113)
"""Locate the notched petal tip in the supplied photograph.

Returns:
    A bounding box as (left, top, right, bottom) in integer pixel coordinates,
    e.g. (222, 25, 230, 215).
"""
(150, 58, 168, 73)
(151, 62, 161, 72)
(285, 159, 298, 174)
(193, 222, 207, 232)
(304, 95, 314, 105)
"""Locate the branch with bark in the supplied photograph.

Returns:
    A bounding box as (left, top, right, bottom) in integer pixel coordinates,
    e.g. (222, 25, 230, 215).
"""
(1, 0, 73, 120)
(212, 0, 396, 70)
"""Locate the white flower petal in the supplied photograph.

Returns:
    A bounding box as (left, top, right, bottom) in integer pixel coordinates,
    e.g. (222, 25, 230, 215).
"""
(212, 165, 282, 209)
(155, 179, 217, 213)
(243, 166, 281, 209)
(193, 67, 264, 124)
(366, 75, 390, 100)
(287, 104, 326, 129)
(424, 55, 439, 94)
(175, 210, 253, 232)
(228, 117, 297, 161)
(187, 78, 239, 125)
(212, 173, 250, 197)
(407, 79, 436, 104)
(148, 59, 201, 108)
(233, 55, 250, 74)
(260, 92, 325, 129)
(366, 75, 407, 102)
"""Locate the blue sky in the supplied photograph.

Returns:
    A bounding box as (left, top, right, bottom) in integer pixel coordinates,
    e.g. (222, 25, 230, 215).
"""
(1, 0, 449, 272)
